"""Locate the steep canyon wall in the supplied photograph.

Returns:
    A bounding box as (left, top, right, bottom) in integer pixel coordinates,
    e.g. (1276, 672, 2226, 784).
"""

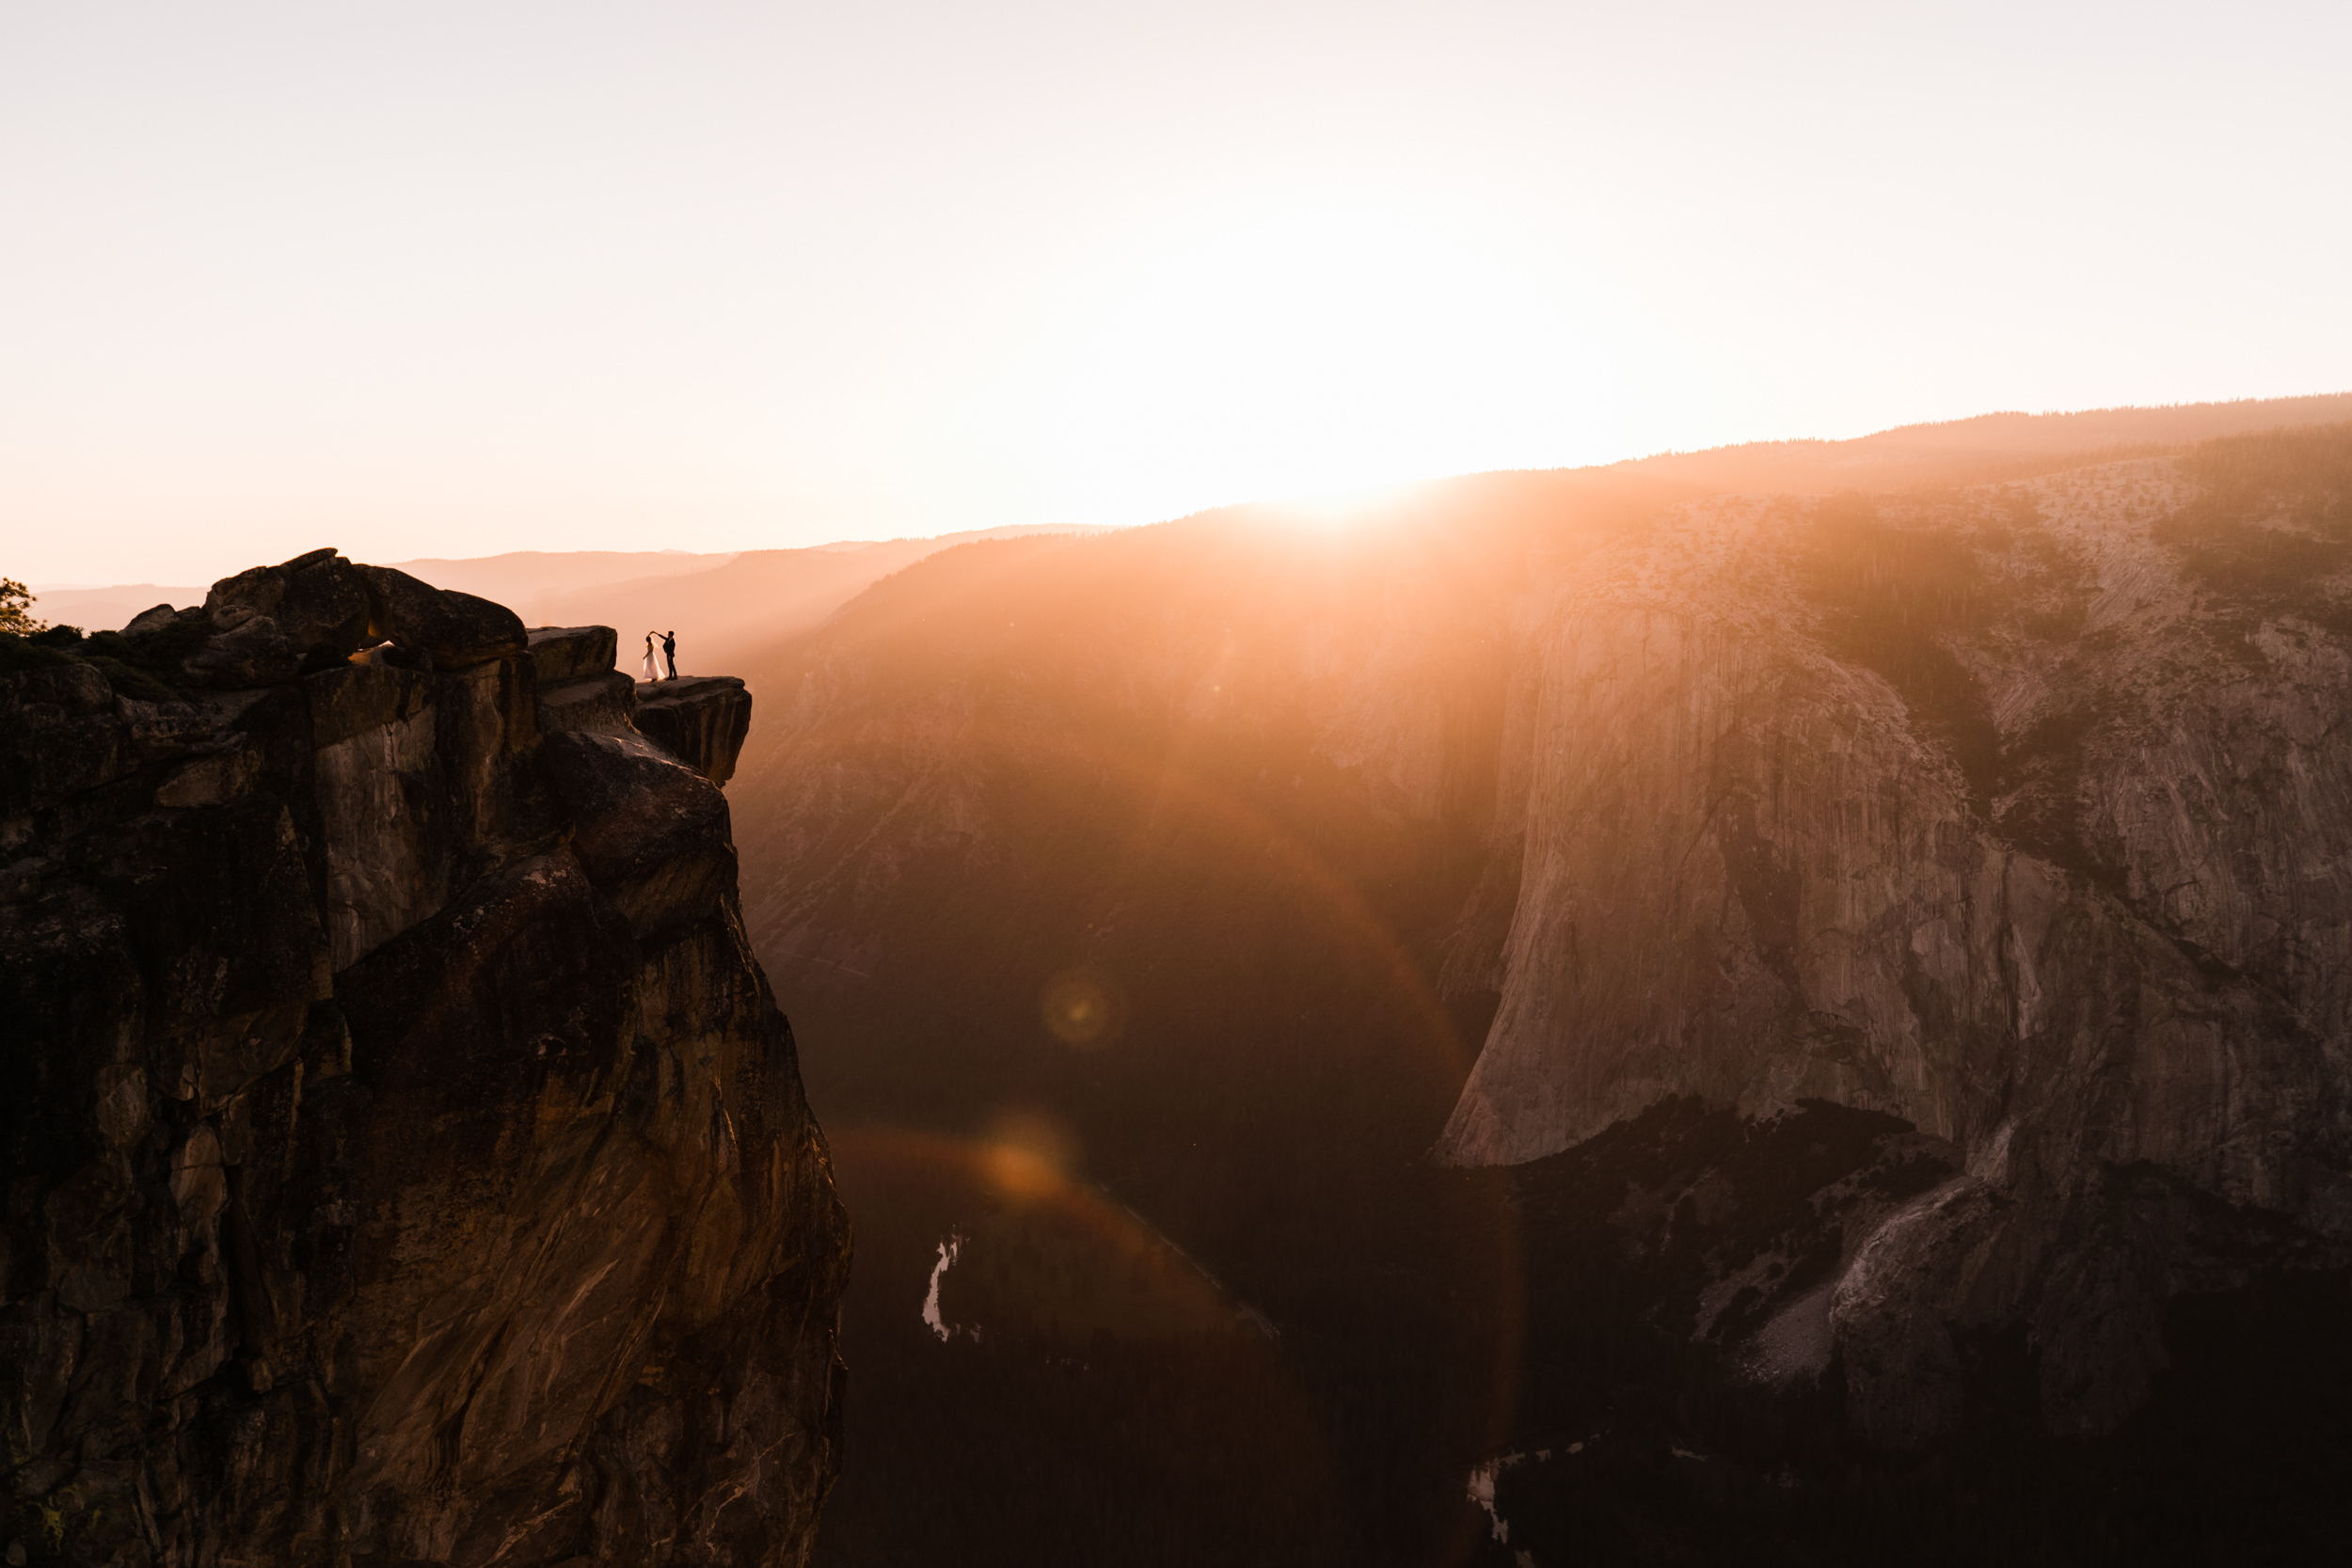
(1431, 458, 2352, 1438)
(728, 436, 2352, 1462)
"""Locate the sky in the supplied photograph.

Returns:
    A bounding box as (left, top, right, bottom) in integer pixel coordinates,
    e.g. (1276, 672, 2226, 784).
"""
(5, 1, 2349, 586)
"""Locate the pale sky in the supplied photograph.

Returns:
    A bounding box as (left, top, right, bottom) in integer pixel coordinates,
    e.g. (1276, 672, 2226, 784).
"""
(6, 1, 2348, 586)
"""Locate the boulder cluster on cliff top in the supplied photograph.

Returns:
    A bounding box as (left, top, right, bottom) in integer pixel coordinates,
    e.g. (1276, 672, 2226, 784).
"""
(3, 546, 531, 697)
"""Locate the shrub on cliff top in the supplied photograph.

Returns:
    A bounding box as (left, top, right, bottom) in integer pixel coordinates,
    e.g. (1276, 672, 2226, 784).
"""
(0, 577, 44, 636)
(0, 613, 208, 702)
(0, 635, 74, 676)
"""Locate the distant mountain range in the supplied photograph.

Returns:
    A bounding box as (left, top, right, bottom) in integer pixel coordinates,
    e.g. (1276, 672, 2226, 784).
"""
(26, 526, 1092, 671)
(1613, 389, 2352, 491)
(42, 393, 2352, 648)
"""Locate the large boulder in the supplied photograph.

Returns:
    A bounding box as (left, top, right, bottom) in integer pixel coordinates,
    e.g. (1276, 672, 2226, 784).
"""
(528, 626, 637, 736)
(181, 616, 303, 687)
(539, 729, 739, 937)
(525, 625, 619, 686)
(186, 547, 373, 687)
(359, 564, 528, 669)
(21, 555, 529, 699)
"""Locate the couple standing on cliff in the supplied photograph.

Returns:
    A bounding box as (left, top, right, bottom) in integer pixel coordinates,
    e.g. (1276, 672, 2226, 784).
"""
(641, 630, 677, 682)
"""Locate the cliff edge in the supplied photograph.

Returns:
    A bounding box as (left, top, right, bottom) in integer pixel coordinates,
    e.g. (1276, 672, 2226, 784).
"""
(1, 551, 850, 1567)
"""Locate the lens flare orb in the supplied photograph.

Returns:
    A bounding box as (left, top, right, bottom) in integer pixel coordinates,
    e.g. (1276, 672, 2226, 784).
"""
(1041, 966, 1123, 1047)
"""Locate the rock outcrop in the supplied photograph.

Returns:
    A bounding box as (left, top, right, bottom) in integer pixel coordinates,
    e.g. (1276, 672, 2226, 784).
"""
(634, 680, 753, 789)
(1, 552, 850, 1567)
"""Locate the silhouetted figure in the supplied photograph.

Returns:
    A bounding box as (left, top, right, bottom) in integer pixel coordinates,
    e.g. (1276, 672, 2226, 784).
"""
(662, 630, 677, 681)
(641, 632, 659, 682)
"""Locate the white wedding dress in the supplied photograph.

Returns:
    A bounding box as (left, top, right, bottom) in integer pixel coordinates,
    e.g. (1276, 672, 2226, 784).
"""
(640, 639, 660, 681)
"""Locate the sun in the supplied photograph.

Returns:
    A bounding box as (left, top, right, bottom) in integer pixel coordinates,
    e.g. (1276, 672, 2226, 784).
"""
(1280, 478, 1433, 533)
(1016, 195, 1597, 526)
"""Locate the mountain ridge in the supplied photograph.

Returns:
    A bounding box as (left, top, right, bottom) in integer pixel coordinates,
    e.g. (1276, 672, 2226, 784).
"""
(718, 418, 2352, 1560)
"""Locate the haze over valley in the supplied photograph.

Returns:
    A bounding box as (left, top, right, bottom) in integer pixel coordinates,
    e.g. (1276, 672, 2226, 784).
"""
(716, 399, 2352, 1560)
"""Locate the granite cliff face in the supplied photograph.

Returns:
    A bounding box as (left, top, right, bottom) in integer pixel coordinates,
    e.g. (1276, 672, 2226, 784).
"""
(1430, 450, 2352, 1440)
(723, 425, 2352, 1505)
(2, 552, 848, 1567)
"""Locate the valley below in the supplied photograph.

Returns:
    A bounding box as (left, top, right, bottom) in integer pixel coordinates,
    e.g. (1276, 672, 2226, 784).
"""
(726, 403, 2352, 1564)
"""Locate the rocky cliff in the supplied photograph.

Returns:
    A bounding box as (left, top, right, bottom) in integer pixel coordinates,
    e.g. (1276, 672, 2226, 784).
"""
(1430, 443, 2352, 1440)
(2, 552, 850, 1567)
(720, 420, 2352, 1528)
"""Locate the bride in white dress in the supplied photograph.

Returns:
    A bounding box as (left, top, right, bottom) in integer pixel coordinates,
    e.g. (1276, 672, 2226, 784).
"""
(640, 632, 660, 682)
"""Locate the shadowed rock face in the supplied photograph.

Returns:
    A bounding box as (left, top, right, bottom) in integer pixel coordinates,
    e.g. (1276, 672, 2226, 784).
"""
(635, 679, 754, 788)
(1, 552, 849, 1567)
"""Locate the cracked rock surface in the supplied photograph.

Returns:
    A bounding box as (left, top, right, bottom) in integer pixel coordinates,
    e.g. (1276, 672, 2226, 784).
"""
(1430, 456, 2352, 1440)
(2, 553, 850, 1568)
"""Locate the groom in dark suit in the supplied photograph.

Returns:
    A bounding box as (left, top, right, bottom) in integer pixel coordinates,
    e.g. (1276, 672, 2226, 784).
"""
(661, 630, 677, 680)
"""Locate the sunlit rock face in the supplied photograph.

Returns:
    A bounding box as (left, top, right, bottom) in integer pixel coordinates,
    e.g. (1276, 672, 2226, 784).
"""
(723, 431, 2352, 1465)
(1433, 452, 2352, 1438)
(0, 556, 849, 1567)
